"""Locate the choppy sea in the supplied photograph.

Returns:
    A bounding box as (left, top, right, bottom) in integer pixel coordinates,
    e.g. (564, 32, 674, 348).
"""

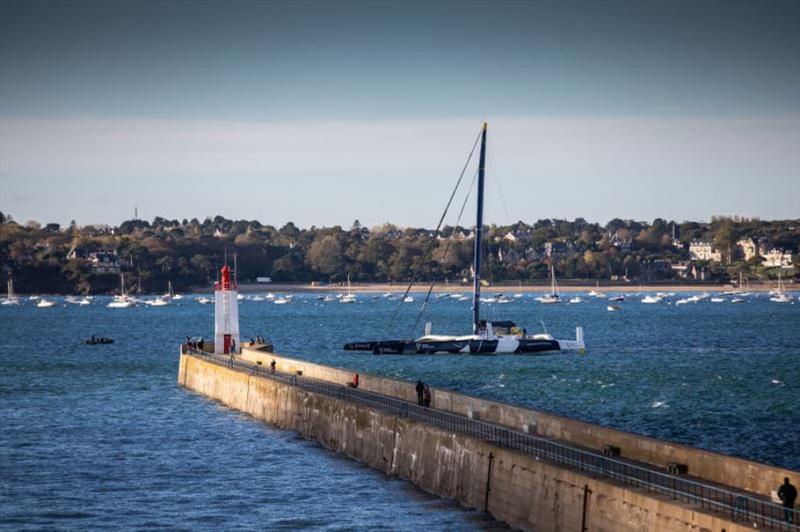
(1, 291, 798, 529)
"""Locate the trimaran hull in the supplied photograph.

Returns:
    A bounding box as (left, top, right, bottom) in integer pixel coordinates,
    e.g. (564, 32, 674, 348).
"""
(345, 338, 563, 355)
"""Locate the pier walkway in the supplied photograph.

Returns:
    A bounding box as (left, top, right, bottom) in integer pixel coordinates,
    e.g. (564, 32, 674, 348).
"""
(184, 348, 798, 531)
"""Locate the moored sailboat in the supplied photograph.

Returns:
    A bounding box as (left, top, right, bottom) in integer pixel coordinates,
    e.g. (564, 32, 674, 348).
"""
(107, 274, 135, 308)
(2, 279, 20, 305)
(343, 123, 585, 355)
(769, 273, 792, 303)
(340, 275, 357, 304)
(536, 265, 561, 304)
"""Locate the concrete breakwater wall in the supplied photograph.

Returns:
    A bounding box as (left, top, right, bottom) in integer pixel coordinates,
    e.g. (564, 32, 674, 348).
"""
(238, 349, 795, 499)
(179, 353, 751, 531)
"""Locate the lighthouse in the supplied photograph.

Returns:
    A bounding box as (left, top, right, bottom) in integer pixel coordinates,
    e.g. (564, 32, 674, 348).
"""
(214, 264, 240, 354)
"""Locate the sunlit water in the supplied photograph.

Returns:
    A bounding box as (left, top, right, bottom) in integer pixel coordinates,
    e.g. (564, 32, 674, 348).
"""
(1, 291, 798, 529)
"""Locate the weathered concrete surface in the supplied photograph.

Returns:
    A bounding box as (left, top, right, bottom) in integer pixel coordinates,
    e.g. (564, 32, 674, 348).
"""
(181, 354, 754, 532)
(238, 348, 795, 498)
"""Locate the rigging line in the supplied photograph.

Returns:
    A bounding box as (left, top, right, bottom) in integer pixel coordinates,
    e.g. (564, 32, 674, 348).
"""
(408, 168, 478, 338)
(486, 142, 512, 225)
(384, 128, 483, 337)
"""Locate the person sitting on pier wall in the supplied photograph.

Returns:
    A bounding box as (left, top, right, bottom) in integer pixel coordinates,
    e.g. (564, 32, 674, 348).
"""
(415, 380, 425, 406)
(779, 477, 797, 523)
(270, 359, 276, 375)
(423, 385, 431, 408)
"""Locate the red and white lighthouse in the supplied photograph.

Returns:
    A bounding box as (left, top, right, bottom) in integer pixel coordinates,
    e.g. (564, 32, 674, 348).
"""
(214, 264, 240, 354)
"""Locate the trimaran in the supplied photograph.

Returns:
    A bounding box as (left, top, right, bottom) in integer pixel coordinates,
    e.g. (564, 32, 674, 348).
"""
(343, 123, 585, 355)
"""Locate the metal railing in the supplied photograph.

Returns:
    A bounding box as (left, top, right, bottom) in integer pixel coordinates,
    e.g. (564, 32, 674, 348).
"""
(183, 347, 799, 531)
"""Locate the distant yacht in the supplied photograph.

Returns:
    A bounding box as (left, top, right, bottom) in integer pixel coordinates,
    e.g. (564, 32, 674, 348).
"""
(536, 265, 561, 304)
(108, 274, 135, 308)
(196, 296, 213, 305)
(641, 295, 662, 304)
(148, 296, 170, 307)
(588, 281, 606, 298)
(37, 298, 56, 308)
(769, 273, 792, 302)
(2, 279, 20, 305)
(340, 275, 356, 304)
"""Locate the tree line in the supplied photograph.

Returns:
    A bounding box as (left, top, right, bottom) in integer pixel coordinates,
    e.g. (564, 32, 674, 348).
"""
(0, 212, 797, 294)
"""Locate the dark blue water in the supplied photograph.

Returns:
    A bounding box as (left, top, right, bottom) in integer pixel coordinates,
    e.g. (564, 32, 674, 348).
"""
(1, 292, 798, 529)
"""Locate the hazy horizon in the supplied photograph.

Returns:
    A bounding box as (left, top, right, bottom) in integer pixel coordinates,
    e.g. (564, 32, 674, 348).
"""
(2, 1, 798, 227)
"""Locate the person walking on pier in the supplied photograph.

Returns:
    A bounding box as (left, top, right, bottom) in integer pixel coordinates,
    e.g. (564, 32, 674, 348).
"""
(778, 477, 797, 523)
(422, 385, 431, 408)
(270, 359, 276, 375)
(415, 380, 425, 406)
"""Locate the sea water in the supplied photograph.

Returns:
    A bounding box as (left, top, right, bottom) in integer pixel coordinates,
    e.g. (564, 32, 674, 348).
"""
(1, 292, 798, 529)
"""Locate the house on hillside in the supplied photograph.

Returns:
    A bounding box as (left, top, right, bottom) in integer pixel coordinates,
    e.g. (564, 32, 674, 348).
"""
(762, 248, 793, 268)
(88, 252, 120, 274)
(542, 241, 568, 258)
(689, 241, 722, 262)
(606, 231, 635, 253)
(736, 238, 760, 261)
(67, 247, 121, 274)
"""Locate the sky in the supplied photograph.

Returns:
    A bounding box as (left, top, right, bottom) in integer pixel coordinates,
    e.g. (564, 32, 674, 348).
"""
(1, 0, 798, 229)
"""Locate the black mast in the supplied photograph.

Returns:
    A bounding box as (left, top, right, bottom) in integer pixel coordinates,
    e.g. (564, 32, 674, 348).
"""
(472, 122, 487, 333)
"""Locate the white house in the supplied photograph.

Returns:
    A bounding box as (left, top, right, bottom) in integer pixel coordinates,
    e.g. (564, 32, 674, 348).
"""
(762, 249, 793, 268)
(689, 241, 722, 262)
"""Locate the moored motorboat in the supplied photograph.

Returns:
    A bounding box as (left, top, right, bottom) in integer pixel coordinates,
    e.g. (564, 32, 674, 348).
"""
(85, 336, 114, 345)
(148, 296, 170, 306)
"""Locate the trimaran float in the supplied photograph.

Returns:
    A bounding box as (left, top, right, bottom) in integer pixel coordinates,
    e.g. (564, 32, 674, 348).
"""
(343, 123, 585, 355)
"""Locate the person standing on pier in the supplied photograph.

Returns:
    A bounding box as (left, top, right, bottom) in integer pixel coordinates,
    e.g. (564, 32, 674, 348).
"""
(779, 477, 797, 523)
(422, 385, 431, 408)
(415, 380, 425, 406)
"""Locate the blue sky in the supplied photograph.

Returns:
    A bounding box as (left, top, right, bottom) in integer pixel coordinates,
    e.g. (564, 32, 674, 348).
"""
(1, 1, 798, 227)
